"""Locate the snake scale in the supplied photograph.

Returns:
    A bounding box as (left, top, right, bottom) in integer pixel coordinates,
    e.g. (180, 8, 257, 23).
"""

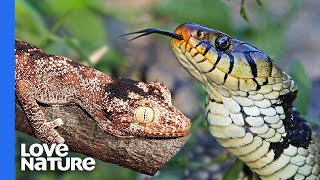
(127, 23, 320, 179)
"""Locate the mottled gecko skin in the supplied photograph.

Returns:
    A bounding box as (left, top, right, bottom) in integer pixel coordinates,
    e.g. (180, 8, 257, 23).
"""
(15, 39, 191, 144)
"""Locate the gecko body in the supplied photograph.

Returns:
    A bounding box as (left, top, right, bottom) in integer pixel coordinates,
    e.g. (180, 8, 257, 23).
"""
(15, 39, 191, 144)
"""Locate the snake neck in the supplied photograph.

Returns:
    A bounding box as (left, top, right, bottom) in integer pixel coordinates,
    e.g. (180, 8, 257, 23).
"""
(181, 53, 320, 178)
(185, 60, 319, 178)
(172, 44, 319, 177)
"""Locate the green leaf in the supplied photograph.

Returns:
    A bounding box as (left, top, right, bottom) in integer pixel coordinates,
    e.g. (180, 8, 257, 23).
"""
(28, 0, 106, 48)
(15, 0, 49, 43)
(256, 0, 263, 6)
(240, 0, 249, 22)
(289, 59, 311, 116)
(223, 158, 243, 180)
(46, 0, 106, 46)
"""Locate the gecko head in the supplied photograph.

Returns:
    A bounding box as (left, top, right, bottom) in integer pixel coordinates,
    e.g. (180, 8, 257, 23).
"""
(103, 78, 191, 138)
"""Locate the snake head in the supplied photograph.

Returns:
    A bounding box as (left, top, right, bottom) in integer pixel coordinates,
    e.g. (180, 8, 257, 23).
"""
(102, 78, 191, 138)
(122, 23, 288, 92)
(170, 23, 291, 92)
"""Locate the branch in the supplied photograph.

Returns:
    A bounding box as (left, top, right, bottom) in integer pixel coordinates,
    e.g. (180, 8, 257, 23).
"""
(15, 100, 190, 175)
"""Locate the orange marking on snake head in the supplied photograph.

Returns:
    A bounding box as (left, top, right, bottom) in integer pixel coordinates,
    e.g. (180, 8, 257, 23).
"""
(174, 24, 193, 42)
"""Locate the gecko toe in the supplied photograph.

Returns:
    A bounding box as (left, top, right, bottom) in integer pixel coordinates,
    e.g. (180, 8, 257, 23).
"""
(36, 125, 65, 144)
(49, 118, 64, 128)
(44, 132, 65, 144)
(50, 129, 65, 144)
(55, 136, 65, 144)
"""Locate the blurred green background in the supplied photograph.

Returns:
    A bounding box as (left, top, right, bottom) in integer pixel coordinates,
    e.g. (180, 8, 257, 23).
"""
(15, 0, 320, 179)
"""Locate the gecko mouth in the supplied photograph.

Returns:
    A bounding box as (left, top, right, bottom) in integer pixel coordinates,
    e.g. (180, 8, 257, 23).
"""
(143, 130, 190, 138)
(136, 119, 191, 138)
(140, 121, 191, 138)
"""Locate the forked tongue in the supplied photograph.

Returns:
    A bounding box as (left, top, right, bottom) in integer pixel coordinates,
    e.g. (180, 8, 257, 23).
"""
(120, 28, 183, 41)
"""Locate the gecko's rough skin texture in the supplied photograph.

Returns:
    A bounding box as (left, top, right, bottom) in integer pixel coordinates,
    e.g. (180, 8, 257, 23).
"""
(164, 23, 320, 179)
(15, 39, 191, 144)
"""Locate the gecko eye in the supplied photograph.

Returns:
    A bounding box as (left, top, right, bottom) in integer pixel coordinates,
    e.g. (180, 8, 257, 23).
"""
(134, 106, 155, 124)
(215, 35, 231, 51)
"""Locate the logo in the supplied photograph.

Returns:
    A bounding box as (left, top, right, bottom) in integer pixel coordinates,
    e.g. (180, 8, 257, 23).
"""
(21, 143, 95, 171)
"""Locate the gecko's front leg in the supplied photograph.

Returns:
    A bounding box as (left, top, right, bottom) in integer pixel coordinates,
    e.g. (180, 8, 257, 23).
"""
(16, 80, 65, 144)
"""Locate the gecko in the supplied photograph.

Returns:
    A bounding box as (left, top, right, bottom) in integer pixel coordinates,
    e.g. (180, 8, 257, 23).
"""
(15, 39, 191, 144)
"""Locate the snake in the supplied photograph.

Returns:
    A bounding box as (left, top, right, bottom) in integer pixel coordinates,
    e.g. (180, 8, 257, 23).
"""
(126, 23, 320, 179)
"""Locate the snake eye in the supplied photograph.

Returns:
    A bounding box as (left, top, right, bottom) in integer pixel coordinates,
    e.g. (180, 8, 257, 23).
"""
(215, 35, 231, 51)
(134, 106, 155, 124)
